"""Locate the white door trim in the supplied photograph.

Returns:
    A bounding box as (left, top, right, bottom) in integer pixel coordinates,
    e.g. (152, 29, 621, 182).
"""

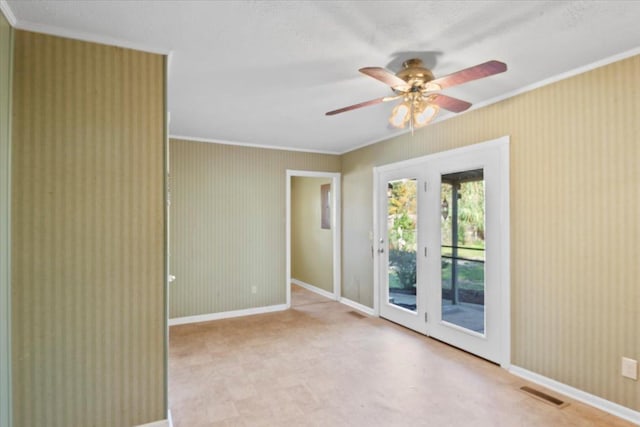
(372, 136, 510, 367)
(286, 170, 341, 308)
(498, 139, 511, 369)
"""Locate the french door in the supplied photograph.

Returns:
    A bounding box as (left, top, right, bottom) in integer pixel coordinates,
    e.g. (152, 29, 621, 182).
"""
(377, 165, 426, 333)
(375, 138, 509, 365)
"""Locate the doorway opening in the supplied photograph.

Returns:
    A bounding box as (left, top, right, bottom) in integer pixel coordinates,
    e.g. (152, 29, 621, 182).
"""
(286, 170, 341, 307)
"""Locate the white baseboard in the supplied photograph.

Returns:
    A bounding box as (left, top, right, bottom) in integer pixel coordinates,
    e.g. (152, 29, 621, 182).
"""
(136, 409, 172, 426)
(291, 278, 336, 300)
(169, 304, 288, 326)
(509, 365, 640, 425)
(136, 414, 171, 427)
(290, 279, 375, 317)
(339, 297, 375, 316)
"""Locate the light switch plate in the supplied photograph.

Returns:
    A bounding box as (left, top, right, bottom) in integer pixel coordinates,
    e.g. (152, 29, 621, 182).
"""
(621, 357, 638, 380)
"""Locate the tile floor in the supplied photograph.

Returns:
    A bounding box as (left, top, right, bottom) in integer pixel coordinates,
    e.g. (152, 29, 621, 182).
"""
(168, 285, 635, 426)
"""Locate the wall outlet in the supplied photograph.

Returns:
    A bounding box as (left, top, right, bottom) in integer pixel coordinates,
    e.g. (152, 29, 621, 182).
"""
(621, 357, 638, 380)
(251, 286, 257, 294)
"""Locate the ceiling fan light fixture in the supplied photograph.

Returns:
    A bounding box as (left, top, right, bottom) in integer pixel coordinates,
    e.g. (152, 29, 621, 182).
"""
(413, 102, 439, 128)
(389, 102, 411, 128)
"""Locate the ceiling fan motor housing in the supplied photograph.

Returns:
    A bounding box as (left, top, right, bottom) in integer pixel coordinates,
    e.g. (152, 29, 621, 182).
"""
(396, 58, 435, 89)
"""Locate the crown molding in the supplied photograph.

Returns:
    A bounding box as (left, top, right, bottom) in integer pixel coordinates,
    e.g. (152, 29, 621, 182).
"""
(7, 12, 170, 55)
(465, 45, 640, 118)
(169, 134, 341, 156)
(0, 0, 16, 26)
(15, 18, 170, 54)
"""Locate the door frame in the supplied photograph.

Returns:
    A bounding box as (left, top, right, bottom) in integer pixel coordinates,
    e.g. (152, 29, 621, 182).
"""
(286, 170, 342, 308)
(372, 136, 510, 368)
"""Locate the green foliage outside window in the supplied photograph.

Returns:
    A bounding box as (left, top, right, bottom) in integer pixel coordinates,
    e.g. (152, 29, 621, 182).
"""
(387, 179, 417, 290)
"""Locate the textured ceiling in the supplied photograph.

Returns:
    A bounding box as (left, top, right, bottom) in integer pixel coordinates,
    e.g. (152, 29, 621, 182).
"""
(4, 1, 640, 153)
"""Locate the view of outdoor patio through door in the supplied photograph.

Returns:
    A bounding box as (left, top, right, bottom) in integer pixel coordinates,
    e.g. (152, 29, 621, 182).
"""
(385, 172, 486, 335)
(440, 170, 485, 334)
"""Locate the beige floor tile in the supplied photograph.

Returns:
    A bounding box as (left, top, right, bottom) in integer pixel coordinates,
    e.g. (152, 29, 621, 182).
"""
(169, 285, 637, 427)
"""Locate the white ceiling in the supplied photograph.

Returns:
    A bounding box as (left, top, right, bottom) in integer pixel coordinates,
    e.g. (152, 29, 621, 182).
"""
(4, 1, 640, 154)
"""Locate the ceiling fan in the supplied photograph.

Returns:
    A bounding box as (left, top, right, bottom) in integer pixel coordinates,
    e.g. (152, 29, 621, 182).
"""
(326, 58, 507, 130)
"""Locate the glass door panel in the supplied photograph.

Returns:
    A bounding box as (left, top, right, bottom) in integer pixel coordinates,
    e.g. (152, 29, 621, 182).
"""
(387, 178, 418, 312)
(440, 169, 485, 334)
(377, 138, 508, 365)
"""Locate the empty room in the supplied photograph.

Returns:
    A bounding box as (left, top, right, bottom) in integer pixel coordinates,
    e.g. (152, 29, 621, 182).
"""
(0, 1, 639, 427)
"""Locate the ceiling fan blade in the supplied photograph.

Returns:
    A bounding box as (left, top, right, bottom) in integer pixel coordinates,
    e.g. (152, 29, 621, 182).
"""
(429, 60, 507, 90)
(359, 67, 410, 90)
(429, 94, 472, 113)
(326, 95, 402, 116)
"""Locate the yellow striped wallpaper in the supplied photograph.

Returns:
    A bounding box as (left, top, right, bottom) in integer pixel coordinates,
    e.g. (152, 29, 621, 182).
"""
(169, 139, 340, 318)
(11, 31, 166, 426)
(0, 12, 13, 427)
(341, 55, 640, 410)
